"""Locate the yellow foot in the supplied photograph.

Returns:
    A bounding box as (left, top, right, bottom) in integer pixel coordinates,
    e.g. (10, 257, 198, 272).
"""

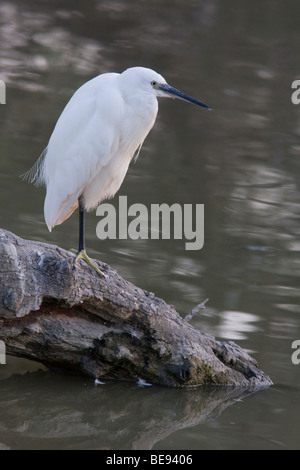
(70, 249, 107, 278)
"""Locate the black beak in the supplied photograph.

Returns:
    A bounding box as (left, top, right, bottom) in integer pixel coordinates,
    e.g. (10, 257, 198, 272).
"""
(159, 84, 213, 110)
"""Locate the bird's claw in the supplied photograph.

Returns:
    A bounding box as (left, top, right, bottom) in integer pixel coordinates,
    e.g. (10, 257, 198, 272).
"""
(70, 249, 107, 278)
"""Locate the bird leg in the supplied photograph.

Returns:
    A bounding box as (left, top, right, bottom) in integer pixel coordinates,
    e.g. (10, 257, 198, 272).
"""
(71, 248, 106, 278)
(70, 196, 106, 278)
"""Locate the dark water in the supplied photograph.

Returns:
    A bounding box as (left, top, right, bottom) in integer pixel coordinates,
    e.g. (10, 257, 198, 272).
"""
(1, 0, 300, 450)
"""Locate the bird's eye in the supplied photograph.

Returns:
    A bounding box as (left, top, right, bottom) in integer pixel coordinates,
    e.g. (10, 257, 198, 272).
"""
(151, 81, 158, 88)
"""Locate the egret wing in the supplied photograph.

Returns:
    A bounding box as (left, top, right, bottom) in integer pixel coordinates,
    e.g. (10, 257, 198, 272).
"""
(42, 73, 123, 230)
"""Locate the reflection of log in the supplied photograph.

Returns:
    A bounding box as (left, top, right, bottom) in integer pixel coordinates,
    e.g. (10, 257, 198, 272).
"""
(0, 370, 266, 450)
(0, 229, 272, 387)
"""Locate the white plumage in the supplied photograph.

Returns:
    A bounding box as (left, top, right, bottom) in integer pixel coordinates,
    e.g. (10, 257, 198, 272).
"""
(37, 68, 163, 231)
(27, 66, 211, 274)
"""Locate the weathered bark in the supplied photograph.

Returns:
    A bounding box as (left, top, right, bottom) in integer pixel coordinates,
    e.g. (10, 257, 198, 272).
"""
(0, 228, 272, 388)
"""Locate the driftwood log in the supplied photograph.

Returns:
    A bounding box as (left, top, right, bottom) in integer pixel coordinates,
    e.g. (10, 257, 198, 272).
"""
(0, 228, 272, 388)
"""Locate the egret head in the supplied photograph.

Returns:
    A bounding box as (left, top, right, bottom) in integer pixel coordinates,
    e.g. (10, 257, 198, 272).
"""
(120, 67, 212, 110)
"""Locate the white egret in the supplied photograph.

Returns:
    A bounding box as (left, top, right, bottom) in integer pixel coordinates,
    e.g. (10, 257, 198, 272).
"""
(27, 66, 212, 276)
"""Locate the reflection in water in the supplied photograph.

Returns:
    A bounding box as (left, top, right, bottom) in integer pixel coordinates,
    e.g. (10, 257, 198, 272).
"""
(1, 0, 300, 450)
(216, 310, 260, 341)
(0, 2, 107, 89)
(0, 371, 267, 450)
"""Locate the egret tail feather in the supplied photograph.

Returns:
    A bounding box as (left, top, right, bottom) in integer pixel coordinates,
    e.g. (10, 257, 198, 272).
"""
(21, 147, 48, 186)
